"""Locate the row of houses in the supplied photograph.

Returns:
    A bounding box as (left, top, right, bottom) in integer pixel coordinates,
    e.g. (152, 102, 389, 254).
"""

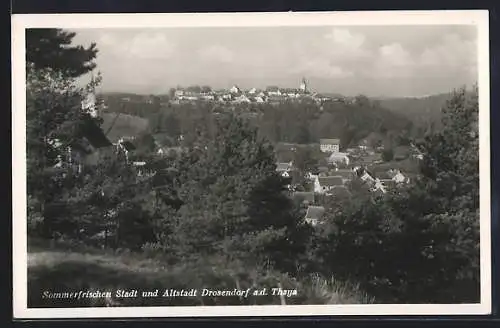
(275, 138, 414, 226)
(172, 79, 345, 105)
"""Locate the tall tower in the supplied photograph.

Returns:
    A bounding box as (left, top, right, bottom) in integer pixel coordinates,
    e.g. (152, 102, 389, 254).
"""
(299, 77, 308, 93)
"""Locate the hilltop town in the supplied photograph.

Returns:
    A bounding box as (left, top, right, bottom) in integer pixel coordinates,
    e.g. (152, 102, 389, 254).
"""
(169, 78, 348, 106)
(76, 78, 426, 229)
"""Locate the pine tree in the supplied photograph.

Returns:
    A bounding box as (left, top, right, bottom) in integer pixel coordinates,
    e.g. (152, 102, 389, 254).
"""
(26, 28, 98, 78)
(170, 113, 309, 270)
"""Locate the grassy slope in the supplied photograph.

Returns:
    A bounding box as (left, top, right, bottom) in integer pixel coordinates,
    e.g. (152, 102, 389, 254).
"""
(28, 239, 374, 308)
(100, 112, 149, 142)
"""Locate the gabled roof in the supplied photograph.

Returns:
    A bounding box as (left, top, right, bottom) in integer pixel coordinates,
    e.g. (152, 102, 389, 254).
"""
(318, 176, 344, 187)
(120, 140, 136, 151)
(276, 162, 291, 171)
(329, 152, 348, 158)
(328, 185, 352, 198)
(318, 166, 329, 172)
(80, 119, 113, 149)
(305, 206, 325, 220)
(359, 153, 382, 163)
(379, 179, 397, 188)
(377, 171, 393, 180)
(332, 169, 354, 179)
(320, 138, 340, 145)
(293, 191, 315, 203)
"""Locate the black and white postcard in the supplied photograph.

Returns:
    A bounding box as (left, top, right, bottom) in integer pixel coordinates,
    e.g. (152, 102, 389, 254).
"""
(12, 10, 491, 318)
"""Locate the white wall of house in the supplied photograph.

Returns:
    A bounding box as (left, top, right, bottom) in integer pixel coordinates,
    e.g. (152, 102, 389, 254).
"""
(320, 143, 340, 153)
(313, 176, 323, 194)
(393, 172, 406, 183)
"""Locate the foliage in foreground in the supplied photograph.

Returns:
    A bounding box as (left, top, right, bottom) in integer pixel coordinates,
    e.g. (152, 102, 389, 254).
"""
(28, 240, 373, 307)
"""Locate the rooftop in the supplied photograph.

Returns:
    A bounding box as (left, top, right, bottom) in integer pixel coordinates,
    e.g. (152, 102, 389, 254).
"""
(80, 119, 113, 149)
(292, 191, 315, 203)
(320, 138, 340, 144)
(305, 206, 325, 220)
(276, 162, 292, 171)
(318, 176, 344, 187)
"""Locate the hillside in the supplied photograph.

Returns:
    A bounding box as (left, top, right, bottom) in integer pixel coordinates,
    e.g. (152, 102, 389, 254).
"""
(302, 100, 413, 148)
(98, 91, 414, 148)
(28, 239, 374, 308)
(376, 93, 453, 126)
(100, 112, 149, 142)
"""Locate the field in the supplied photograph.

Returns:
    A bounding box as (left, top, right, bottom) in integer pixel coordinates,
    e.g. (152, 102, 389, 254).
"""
(100, 112, 149, 142)
(27, 239, 374, 308)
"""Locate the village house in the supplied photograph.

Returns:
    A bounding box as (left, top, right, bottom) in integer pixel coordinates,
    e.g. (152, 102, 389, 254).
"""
(266, 86, 282, 96)
(234, 94, 251, 104)
(358, 139, 369, 150)
(353, 166, 387, 193)
(174, 89, 185, 98)
(248, 87, 257, 95)
(314, 175, 344, 194)
(201, 94, 215, 101)
(292, 191, 315, 207)
(332, 168, 355, 183)
(316, 166, 329, 177)
(356, 153, 383, 166)
(52, 118, 114, 175)
(229, 85, 241, 94)
(387, 169, 408, 183)
(327, 152, 350, 165)
(276, 161, 293, 178)
(410, 143, 424, 160)
(304, 205, 325, 226)
(253, 96, 266, 103)
(320, 138, 341, 153)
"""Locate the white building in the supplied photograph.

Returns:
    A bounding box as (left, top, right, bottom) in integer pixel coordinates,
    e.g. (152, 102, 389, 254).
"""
(276, 162, 293, 177)
(234, 94, 251, 103)
(320, 139, 340, 153)
(327, 152, 350, 165)
(230, 85, 241, 94)
(174, 89, 185, 98)
(305, 206, 325, 226)
(313, 175, 344, 194)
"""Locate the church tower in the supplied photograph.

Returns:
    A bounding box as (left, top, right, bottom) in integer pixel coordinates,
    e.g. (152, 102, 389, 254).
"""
(299, 77, 308, 93)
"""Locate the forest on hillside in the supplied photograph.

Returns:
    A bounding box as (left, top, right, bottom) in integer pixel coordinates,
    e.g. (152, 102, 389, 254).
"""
(101, 93, 417, 151)
(377, 93, 455, 128)
(25, 28, 481, 307)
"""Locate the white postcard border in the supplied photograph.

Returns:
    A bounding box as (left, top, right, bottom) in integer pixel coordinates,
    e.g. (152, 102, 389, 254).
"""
(11, 10, 491, 319)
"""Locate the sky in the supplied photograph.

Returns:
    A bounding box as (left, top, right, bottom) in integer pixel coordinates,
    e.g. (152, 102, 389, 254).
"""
(71, 25, 478, 98)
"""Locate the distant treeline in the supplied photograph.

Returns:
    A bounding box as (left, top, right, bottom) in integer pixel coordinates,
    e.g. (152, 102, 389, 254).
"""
(101, 93, 422, 149)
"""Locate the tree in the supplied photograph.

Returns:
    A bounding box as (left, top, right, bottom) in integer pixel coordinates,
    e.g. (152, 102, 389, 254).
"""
(26, 29, 98, 78)
(292, 147, 317, 173)
(381, 149, 394, 162)
(134, 132, 157, 155)
(169, 113, 309, 271)
(26, 63, 99, 238)
(310, 86, 480, 303)
(201, 85, 212, 93)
